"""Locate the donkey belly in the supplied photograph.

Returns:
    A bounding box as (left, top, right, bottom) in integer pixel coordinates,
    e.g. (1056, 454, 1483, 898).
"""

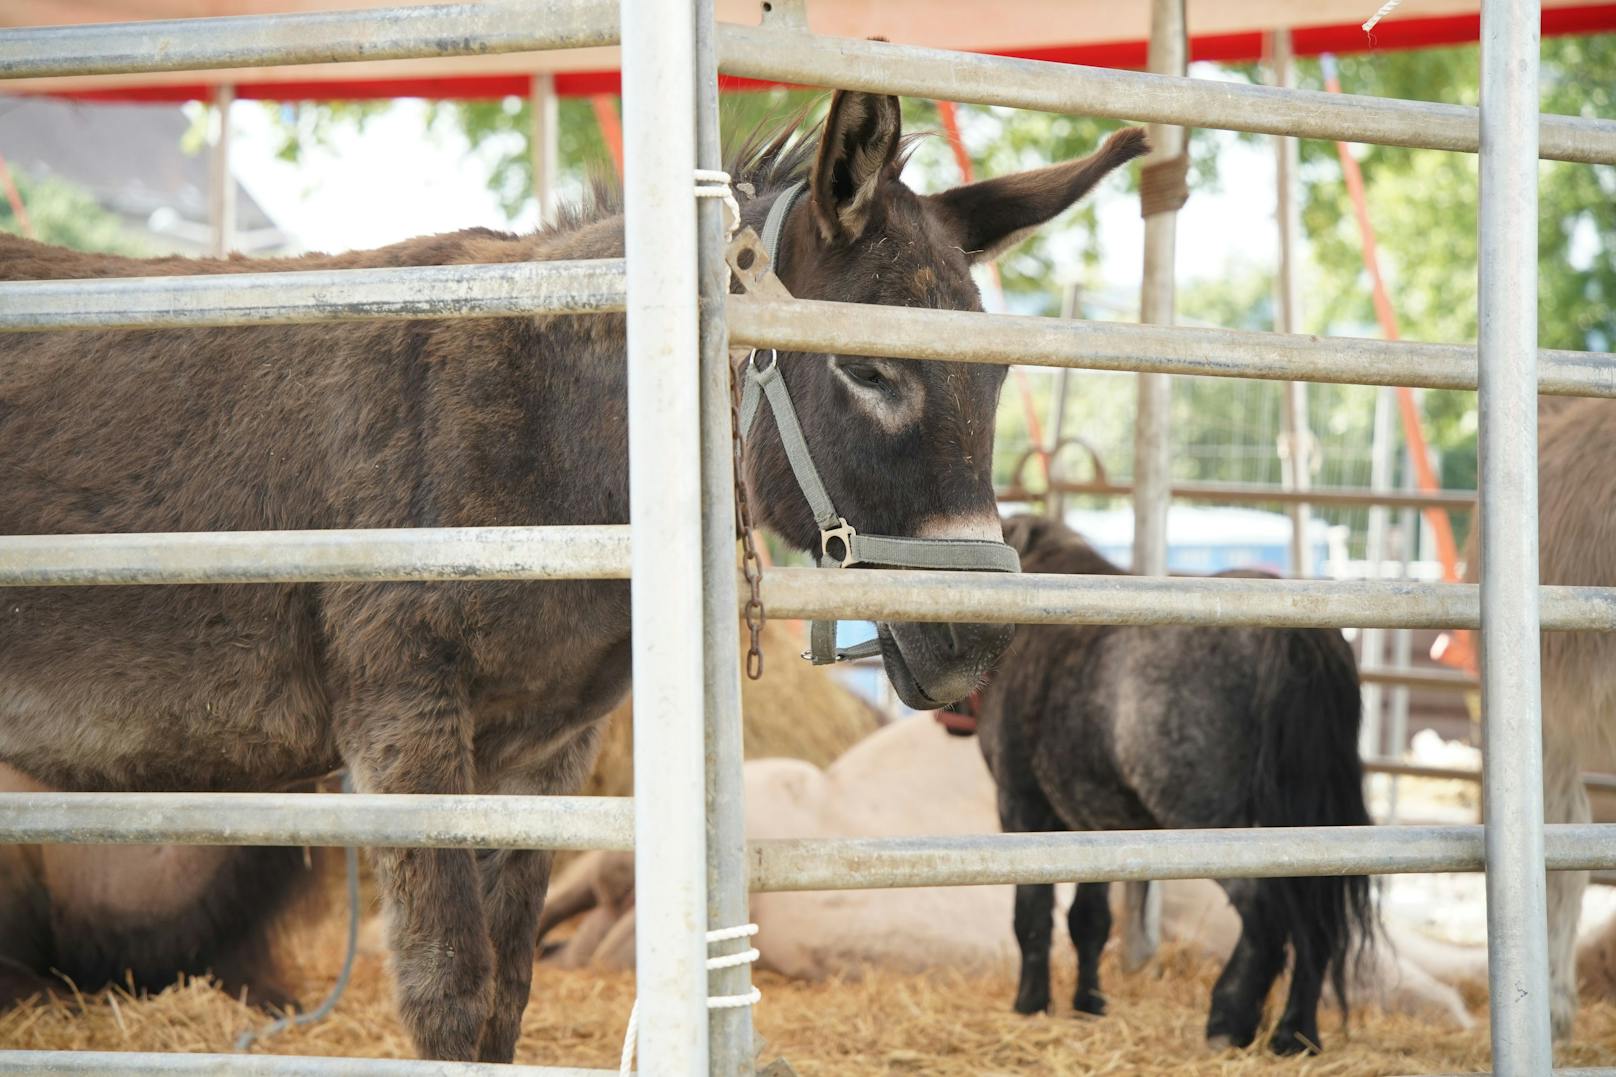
(0, 584, 335, 792)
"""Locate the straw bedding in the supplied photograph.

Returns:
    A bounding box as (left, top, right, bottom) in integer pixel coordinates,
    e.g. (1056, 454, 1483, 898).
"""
(8, 904, 1616, 1075)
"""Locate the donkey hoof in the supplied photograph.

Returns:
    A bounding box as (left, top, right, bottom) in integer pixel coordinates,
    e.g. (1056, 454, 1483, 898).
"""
(1072, 989, 1107, 1016)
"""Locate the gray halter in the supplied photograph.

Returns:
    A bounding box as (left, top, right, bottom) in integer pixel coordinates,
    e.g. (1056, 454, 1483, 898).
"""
(737, 181, 1021, 666)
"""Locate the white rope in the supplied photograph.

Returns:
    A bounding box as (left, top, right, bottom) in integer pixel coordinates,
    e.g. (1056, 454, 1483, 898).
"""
(1362, 0, 1402, 32)
(619, 923, 761, 1075)
(694, 168, 742, 243)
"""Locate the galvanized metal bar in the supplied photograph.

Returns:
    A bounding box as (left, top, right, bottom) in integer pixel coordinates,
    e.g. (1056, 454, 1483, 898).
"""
(1000, 477, 1478, 511)
(695, 0, 755, 1070)
(0, 525, 630, 586)
(0, 792, 633, 849)
(747, 823, 1616, 893)
(1271, 28, 1313, 580)
(1477, 0, 1552, 1068)
(0, 1052, 620, 1075)
(0, 0, 619, 80)
(1360, 667, 1479, 692)
(208, 84, 236, 258)
(621, 0, 709, 1069)
(0, 258, 626, 332)
(726, 297, 1616, 398)
(1361, 387, 1399, 759)
(712, 24, 1616, 166)
(532, 73, 561, 225)
(755, 567, 1616, 631)
(1361, 760, 1616, 794)
(1120, 0, 1183, 977)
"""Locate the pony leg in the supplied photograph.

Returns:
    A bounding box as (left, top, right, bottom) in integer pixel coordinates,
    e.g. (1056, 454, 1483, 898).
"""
(999, 786, 1062, 1015)
(1069, 881, 1111, 1015)
(1269, 919, 1324, 1055)
(1205, 879, 1287, 1051)
(1544, 733, 1591, 1043)
(1119, 881, 1161, 972)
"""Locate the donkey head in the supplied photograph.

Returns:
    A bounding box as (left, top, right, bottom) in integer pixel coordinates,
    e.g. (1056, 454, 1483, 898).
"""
(743, 91, 1149, 709)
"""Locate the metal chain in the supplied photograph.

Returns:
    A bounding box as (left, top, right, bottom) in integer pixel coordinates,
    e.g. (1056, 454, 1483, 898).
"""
(730, 355, 766, 680)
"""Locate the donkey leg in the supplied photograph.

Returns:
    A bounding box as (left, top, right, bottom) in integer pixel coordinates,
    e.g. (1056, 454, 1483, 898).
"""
(1545, 735, 1591, 1042)
(339, 678, 492, 1060)
(1069, 881, 1111, 1015)
(472, 726, 600, 1063)
(1205, 880, 1287, 1051)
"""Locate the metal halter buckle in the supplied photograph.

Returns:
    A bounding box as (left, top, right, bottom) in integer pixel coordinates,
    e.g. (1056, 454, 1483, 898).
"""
(820, 517, 859, 567)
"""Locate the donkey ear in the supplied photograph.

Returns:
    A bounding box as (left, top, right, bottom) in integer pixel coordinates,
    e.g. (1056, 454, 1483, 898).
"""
(927, 126, 1151, 263)
(810, 89, 903, 244)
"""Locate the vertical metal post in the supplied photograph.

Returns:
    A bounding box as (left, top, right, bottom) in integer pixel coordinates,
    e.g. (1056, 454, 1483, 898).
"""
(1478, 0, 1551, 1070)
(1046, 283, 1080, 521)
(623, 0, 709, 1071)
(1271, 28, 1313, 579)
(1386, 453, 1418, 820)
(695, 0, 755, 1072)
(1122, 0, 1184, 974)
(1360, 386, 1396, 762)
(531, 73, 560, 225)
(208, 83, 236, 258)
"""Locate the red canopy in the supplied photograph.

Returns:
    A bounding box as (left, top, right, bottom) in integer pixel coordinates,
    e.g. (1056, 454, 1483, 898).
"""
(5, 0, 1615, 103)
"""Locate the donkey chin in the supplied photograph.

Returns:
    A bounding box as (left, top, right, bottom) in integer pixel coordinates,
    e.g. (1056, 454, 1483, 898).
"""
(876, 620, 1012, 710)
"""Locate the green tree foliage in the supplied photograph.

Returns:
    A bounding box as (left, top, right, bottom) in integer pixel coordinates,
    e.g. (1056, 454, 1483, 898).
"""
(0, 171, 148, 255)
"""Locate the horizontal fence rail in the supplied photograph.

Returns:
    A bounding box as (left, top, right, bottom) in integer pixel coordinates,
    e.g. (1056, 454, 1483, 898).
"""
(729, 297, 1616, 398)
(714, 26, 1616, 166)
(0, 0, 619, 79)
(0, 1052, 623, 1076)
(757, 567, 1616, 631)
(0, 526, 631, 585)
(0, 793, 634, 850)
(1002, 477, 1479, 512)
(1360, 668, 1478, 692)
(747, 823, 1616, 892)
(0, 259, 626, 332)
(1362, 759, 1616, 793)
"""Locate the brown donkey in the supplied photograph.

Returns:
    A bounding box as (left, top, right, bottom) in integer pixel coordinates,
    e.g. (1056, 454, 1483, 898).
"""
(0, 93, 1146, 1060)
(1465, 396, 1616, 1042)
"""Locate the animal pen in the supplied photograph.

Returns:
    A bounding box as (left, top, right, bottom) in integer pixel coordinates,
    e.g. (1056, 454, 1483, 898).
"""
(1, 0, 1615, 1074)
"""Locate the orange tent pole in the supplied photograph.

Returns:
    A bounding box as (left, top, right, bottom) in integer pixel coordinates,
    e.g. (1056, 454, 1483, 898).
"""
(1321, 57, 1473, 671)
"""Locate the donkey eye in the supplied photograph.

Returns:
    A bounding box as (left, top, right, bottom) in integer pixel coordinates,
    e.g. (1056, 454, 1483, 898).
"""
(840, 363, 889, 391)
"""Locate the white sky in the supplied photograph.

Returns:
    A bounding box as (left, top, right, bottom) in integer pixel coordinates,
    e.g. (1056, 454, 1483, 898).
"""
(226, 81, 1282, 304)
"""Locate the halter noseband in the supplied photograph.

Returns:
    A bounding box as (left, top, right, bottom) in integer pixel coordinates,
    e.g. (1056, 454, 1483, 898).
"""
(736, 181, 1021, 666)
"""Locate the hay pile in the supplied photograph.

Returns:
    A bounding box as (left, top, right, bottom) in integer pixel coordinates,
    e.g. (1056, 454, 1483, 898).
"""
(10, 903, 1616, 1075)
(581, 618, 881, 798)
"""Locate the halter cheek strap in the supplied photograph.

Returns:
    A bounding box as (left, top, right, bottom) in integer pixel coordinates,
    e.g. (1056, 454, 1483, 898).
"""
(736, 182, 1021, 666)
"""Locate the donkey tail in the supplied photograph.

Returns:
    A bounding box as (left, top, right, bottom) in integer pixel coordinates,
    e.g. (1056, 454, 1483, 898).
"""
(1250, 627, 1378, 1018)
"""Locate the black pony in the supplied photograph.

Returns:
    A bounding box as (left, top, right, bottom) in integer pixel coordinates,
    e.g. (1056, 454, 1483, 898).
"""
(959, 514, 1376, 1055)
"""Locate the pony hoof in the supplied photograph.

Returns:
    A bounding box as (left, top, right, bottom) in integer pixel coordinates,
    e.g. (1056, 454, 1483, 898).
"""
(1269, 1028, 1320, 1056)
(1072, 990, 1107, 1016)
(1013, 991, 1051, 1016)
(1205, 1034, 1236, 1053)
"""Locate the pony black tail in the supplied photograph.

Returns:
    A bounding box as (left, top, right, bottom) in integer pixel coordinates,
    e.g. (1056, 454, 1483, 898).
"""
(1250, 627, 1379, 1025)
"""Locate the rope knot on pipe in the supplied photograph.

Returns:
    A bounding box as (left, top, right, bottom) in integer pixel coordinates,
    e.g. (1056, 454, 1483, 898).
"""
(619, 923, 762, 1074)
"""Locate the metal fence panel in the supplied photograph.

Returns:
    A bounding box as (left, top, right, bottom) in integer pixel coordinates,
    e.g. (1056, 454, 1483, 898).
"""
(0, 0, 618, 79)
(0, 526, 630, 585)
(0, 259, 625, 332)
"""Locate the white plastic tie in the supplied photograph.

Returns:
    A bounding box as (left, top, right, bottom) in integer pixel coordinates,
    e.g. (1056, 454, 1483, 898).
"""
(694, 168, 741, 243)
(619, 923, 761, 1075)
(1362, 0, 1402, 32)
